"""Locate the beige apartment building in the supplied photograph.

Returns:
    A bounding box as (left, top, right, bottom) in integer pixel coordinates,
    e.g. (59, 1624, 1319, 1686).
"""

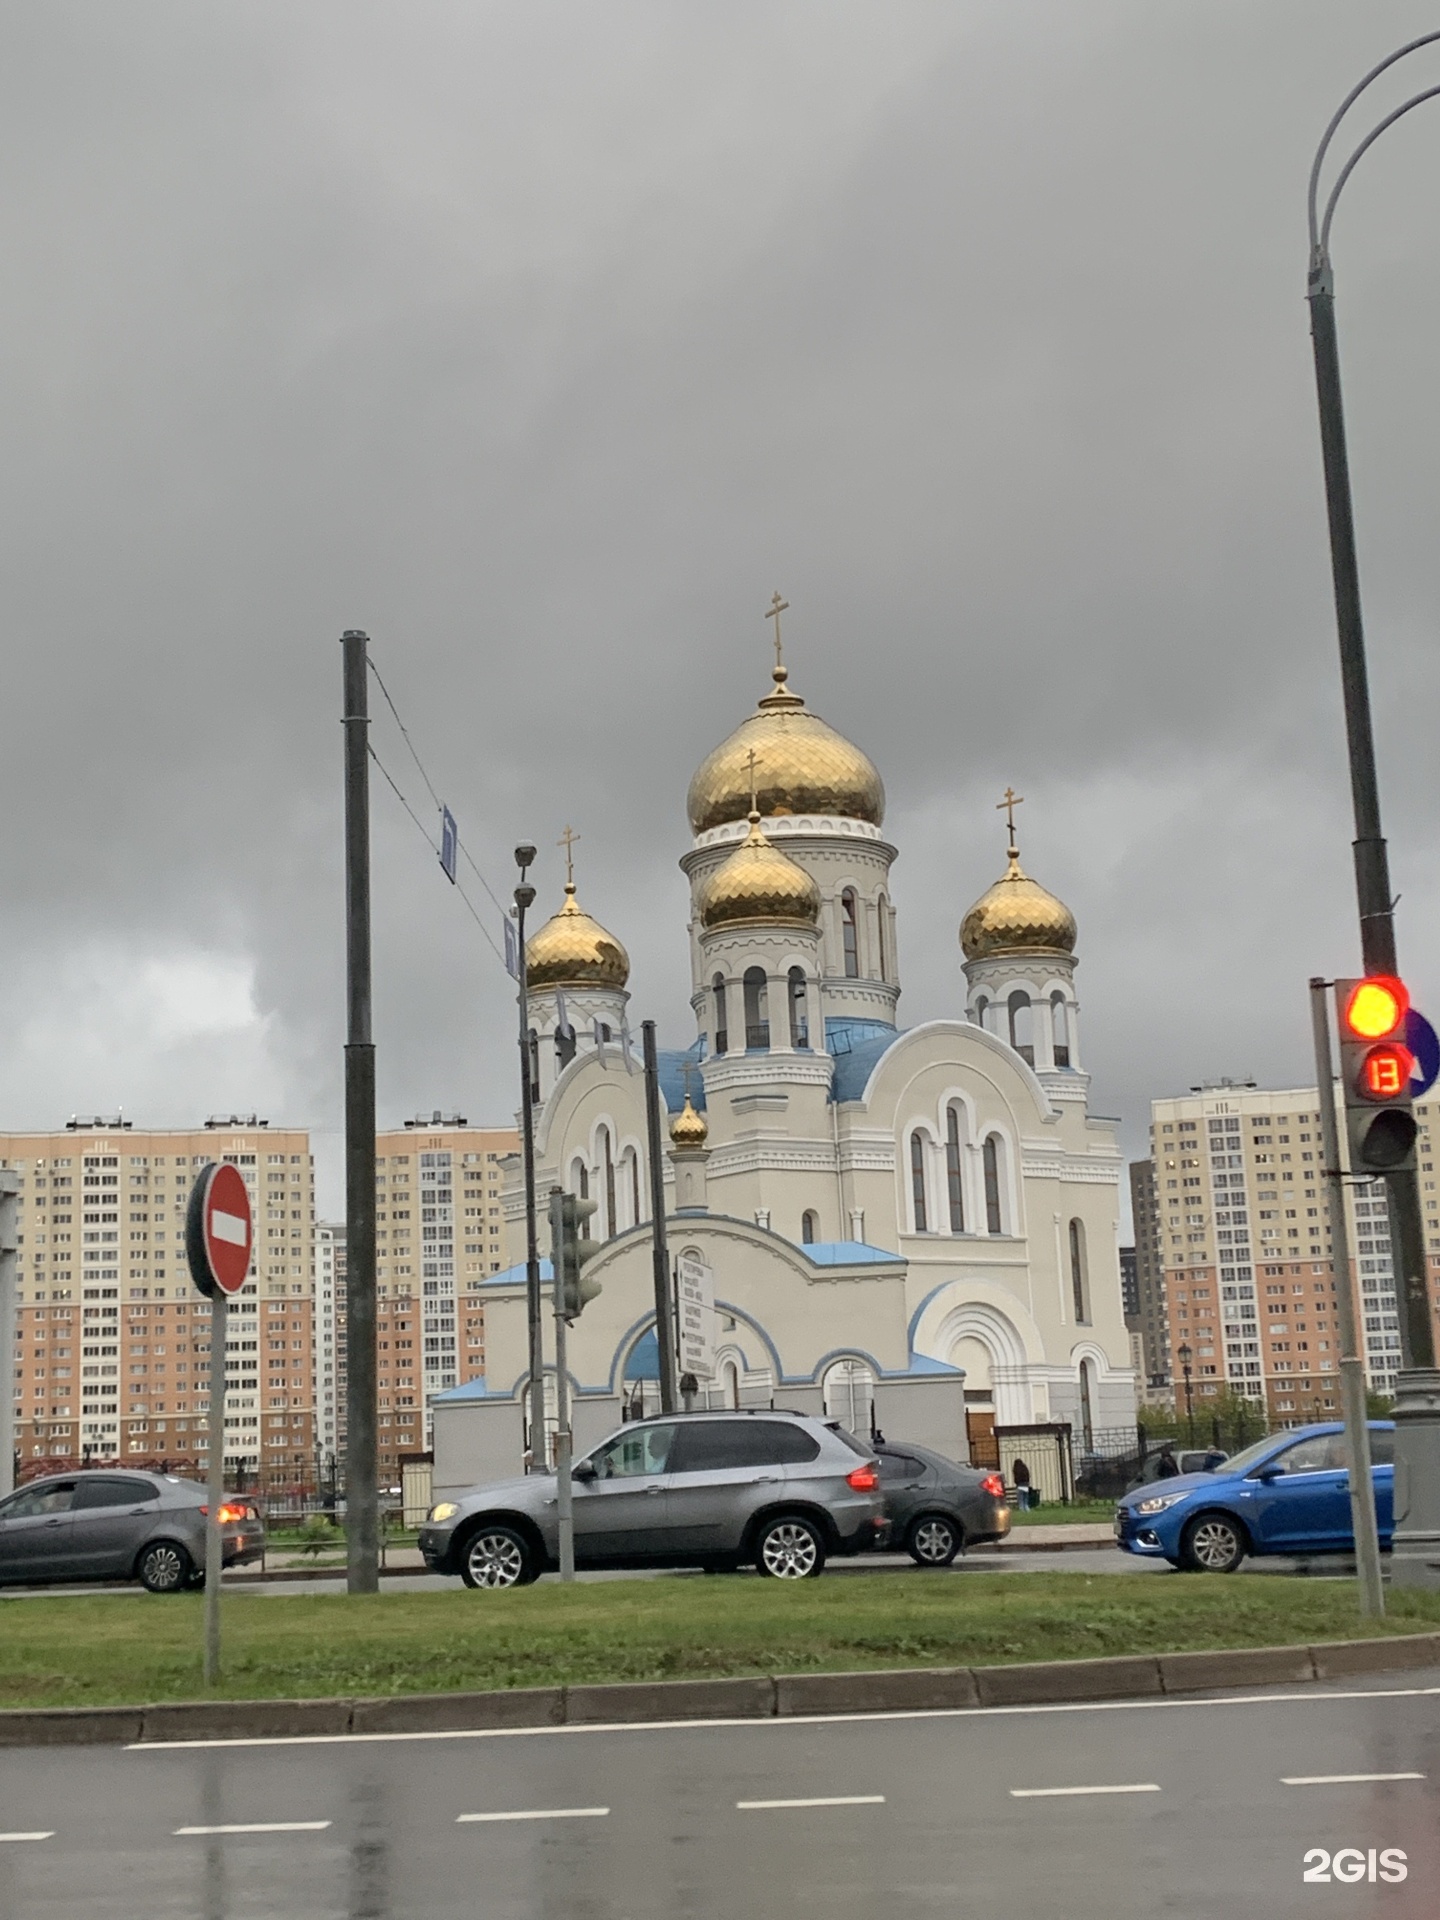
(1133, 1083, 1440, 1425)
(2, 1117, 315, 1486)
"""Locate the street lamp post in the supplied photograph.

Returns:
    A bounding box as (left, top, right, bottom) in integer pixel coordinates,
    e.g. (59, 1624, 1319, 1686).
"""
(1307, 35, 1440, 1589)
(513, 846, 545, 1470)
(1177, 1342, 1194, 1446)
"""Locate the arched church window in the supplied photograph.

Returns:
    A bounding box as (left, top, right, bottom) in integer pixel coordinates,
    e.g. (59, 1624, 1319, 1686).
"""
(801, 1209, 818, 1245)
(743, 968, 770, 1050)
(974, 995, 989, 1029)
(823, 1357, 875, 1436)
(629, 1147, 642, 1227)
(1051, 991, 1070, 1068)
(712, 975, 728, 1056)
(1069, 1217, 1090, 1324)
(602, 1127, 617, 1240)
(945, 1106, 966, 1234)
(570, 1157, 589, 1201)
(526, 1028, 540, 1102)
(721, 1359, 741, 1410)
(788, 967, 809, 1049)
(982, 1135, 1004, 1235)
(1008, 990, 1034, 1066)
(877, 894, 889, 982)
(910, 1131, 929, 1233)
(1078, 1357, 1096, 1452)
(841, 890, 860, 978)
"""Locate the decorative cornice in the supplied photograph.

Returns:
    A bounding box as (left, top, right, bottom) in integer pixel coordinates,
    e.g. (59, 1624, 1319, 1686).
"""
(703, 1053, 834, 1094)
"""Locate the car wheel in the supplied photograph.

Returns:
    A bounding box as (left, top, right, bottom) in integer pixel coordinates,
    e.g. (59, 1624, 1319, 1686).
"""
(755, 1515, 826, 1579)
(137, 1541, 193, 1594)
(906, 1514, 961, 1567)
(458, 1524, 536, 1590)
(1179, 1513, 1246, 1574)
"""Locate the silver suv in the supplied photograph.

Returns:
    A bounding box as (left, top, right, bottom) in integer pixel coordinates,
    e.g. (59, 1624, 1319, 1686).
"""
(419, 1410, 885, 1587)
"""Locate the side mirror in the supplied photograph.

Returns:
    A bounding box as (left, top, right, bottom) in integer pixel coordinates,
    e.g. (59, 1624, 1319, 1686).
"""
(1254, 1465, 1284, 1483)
(572, 1459, 597, 1483)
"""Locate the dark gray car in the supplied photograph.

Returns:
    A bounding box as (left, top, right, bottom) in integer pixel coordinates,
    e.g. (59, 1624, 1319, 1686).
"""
(874, 1443, 1012, 1565)
(0, 1470, 265, 1592)
(419, 1410, 886, 1586)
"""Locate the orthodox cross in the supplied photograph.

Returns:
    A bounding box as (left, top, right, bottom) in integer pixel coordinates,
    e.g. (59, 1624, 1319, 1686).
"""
(765, 591, 789, 671)
(680, 1059, 695, 1104)
(746, 747, 760, 817)
(997, 787, 1024, 854)
(557, 824, 579, 888)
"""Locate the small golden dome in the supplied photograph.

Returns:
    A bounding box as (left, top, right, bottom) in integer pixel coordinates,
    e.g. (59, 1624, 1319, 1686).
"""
(960, 852, 1077, 961)
(526, 885, 630, 990)
(687, 661, 885, 835)
(669, 1095, 708, 1149)
(697, 812, 822, 931)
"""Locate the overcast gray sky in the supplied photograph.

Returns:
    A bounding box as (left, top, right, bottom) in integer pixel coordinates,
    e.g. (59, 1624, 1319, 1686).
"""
(5, 2, 1440, 1221)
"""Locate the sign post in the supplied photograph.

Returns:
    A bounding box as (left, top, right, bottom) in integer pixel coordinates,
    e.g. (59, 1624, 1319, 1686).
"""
(185, 1162, 253, 1683)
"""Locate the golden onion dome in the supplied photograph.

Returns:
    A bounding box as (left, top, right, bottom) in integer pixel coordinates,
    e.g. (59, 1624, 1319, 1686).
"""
(525, 884, 630, 990)
(687, 661, 885, 835)
(960, 851, 1077, 961)
(669, 1095, 709, 1149)
(697, 811, 822, 931)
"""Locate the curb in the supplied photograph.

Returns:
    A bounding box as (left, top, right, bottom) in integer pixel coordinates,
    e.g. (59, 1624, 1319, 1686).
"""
(3, 1632, 1438, 1748)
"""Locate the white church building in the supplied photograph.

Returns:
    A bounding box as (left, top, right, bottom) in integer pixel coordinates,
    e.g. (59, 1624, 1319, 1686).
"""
(431, 644, 1136, 1491)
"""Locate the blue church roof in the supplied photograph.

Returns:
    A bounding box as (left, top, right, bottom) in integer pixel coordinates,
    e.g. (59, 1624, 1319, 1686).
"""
(827, 1022, 900, 1102)
(803, 1240, 903, 1267)
(482, 1257, 552, 1287)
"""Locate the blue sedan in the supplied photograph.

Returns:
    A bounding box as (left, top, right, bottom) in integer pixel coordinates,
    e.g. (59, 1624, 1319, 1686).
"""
(1115, 1422, 1394, 1572)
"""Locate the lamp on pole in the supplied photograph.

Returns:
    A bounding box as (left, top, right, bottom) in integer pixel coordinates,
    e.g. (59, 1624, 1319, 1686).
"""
(1307, 35, 1440, 1588)
(513, 845, 545, 1470)
(1177, 1342, 1194, 1445)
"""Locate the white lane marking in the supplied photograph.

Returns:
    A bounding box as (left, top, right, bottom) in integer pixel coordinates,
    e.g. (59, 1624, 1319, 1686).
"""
(125, 1682, 1440, 1750)
(1010, 1783, 1160, 1799)
(737, 1794, 885, 1810)
(174, 1821, 331, 1836)
(457, 1807, 609, 1824)
(1282, 1772, 1425, 1786)
(209, 1209, 248, 1247)
(0, 1833, 54, 1843)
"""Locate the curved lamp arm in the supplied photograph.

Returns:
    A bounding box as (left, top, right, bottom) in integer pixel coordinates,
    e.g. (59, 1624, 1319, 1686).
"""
(1308, 30, 1440, 253)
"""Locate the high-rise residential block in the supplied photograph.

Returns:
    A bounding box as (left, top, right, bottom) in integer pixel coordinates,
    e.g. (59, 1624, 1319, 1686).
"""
(1137, 1083, 1440, 1425)
(2, 1118, 315, 1486)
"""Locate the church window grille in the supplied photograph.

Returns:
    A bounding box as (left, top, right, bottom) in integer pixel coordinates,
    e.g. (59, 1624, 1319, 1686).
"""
(841, 890, 859, 978)
(743, 968, 770, 1050)
(801, 1209, 818, 1245)
(788, 968, 809, 1049)
(983, 1136, 1003, 1235)
(945, 1107, 965, 1234)
(1051, 991, 1070, 1068)
(712, 975, 728, 1056)
(1008, 991, 1034, 1066)
(822, 1357, 875, 1436)
(1069, 1218, 1090, 1324)
(910, 1132, 929, 1233)
(602, 1129, 617, 1240)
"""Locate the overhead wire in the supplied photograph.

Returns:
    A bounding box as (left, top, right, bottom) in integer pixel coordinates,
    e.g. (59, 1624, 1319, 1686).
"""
(367, 742, 508, 973)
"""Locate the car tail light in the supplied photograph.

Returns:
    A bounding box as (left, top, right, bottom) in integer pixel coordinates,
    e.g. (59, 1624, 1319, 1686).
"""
(214, 1503, 248, 1524)
(846, 1465, 880, 1491)
(979, 1472, 1005, 1499)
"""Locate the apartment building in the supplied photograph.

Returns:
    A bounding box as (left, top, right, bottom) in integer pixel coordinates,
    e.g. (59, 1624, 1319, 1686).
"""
(1128, 1159, 1171, 1399)
(1136, 1083, 1440, 1424)
(314, 1222, 343, 1466)
(2, 1118, 315, 1485)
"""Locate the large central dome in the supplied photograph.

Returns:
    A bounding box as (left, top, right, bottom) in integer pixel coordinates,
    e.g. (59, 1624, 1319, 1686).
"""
(687, 661, 885, 836)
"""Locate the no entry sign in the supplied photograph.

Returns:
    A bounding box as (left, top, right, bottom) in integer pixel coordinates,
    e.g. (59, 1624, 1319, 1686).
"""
(185, 1162, 254, 1299)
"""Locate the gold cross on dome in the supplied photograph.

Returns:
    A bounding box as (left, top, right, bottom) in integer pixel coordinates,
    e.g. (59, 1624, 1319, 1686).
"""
(997, 787, 1024, 852)
(746, 747, 760, 816)
(765, 591, 789, 670)
(557, 824, 579, 888)
(681, 1060, 695, 1102)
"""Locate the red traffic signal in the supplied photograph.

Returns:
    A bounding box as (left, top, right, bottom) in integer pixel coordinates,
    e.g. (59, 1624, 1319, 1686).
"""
(1335, 976, 1419, 1173)
(1342, 974, 1409, 1041)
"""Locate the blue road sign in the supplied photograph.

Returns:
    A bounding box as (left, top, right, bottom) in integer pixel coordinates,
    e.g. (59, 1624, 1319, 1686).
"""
(1406, 1007, 1440, 1099)
(439, 806, 458, 884)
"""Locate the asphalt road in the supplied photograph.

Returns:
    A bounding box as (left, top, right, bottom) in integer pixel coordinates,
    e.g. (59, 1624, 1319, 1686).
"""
(1, 1666, 1436, 1918)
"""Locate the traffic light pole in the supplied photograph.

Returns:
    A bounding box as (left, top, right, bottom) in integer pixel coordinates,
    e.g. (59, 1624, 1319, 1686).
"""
(548, 1189, 575, 1582)
(0, 1169, 18, 1501)
(514, 848, 544, 1471)
(642, 1021, 679, 1414)
(1310, 979, 1384, 1618)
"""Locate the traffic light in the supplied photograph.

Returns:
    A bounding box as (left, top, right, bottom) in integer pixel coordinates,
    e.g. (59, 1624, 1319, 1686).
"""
(554, 1192, 602, 1321)
(1336, 975, 1419, 1172)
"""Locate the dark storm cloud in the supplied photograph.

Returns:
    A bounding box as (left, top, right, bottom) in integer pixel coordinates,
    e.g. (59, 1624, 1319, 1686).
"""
(4, 1, 1440, 1212)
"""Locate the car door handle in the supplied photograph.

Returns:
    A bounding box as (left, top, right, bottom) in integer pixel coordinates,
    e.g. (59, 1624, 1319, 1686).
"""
(645, 1485, 664, 1495)
(755, 1475, 781, 1485)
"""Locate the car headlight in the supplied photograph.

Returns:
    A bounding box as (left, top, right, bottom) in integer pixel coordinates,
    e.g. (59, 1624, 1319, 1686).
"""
(1134, 1491, 1187, 1516)
(427, 1501, 459, 1524)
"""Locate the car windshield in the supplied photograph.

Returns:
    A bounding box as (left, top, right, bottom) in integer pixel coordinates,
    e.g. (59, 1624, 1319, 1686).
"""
(1220, 1435, 1285, 1478)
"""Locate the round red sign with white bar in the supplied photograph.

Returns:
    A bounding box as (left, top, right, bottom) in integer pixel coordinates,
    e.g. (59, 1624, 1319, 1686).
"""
(185, 1162, 254, 1299)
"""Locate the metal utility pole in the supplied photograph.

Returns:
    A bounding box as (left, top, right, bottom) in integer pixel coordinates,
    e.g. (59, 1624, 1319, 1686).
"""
(514, 847, 544, 1468)
(642, 1020, 679, 1413)
(203, 1295, 228, 1678)
(0, 1169, 18, 1500)
(1307, 38, 1440, 1587)
(1311, 978, 1385, 1617)
(548, 1188, 575, 1581)
(341, 628, 379, 1593)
